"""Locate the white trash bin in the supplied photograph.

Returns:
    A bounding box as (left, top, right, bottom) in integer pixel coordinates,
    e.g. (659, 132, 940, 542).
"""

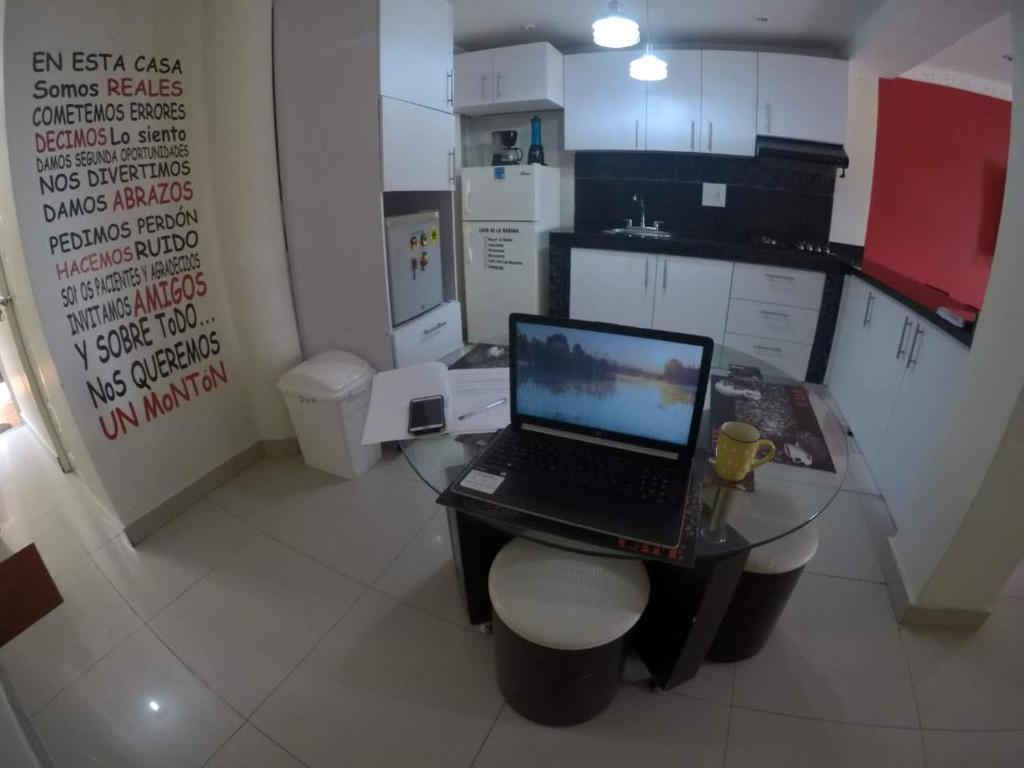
(278, 351, 382, 479)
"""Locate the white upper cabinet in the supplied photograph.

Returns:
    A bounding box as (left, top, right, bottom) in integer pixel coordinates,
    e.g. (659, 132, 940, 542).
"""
(381, 97, 455, 191)
(645, 50, 701, 153)
(454, 43, 563, 115)
(565, 52, 645, 151)
(758, 53, 848, 145)
(379, 0, 454, 113)
(700, 51, 757, 156)
(454, 50, 493, 110)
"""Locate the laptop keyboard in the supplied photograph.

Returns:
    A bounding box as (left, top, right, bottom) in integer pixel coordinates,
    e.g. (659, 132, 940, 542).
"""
(480, 430, 689, 505)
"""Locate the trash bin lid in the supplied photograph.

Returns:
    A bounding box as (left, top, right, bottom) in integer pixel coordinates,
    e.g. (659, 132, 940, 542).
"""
(277, 351, 375, 401)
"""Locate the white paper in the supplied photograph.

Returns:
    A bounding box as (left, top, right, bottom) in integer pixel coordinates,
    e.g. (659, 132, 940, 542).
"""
(361, 362, 450, 444)
(448, 368, 510, 435)
(459, 469, 505, 495)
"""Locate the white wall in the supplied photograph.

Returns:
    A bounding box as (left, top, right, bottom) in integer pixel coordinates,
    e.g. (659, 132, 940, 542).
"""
(3, 0, 258, 526)
(201, 0, 302, 441)
(888, 4, 1024, 611)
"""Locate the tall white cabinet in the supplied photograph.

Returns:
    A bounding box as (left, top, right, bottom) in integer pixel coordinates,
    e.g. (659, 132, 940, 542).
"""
(757, 53, 848, 145)
(275, 0, 461, 372)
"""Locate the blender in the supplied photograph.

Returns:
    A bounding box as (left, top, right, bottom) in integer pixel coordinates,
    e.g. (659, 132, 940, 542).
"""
(491, 130, 522, 165)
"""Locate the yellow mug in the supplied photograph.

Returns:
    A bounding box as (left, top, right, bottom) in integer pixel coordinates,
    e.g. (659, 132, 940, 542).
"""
(714, 421, 776, 482)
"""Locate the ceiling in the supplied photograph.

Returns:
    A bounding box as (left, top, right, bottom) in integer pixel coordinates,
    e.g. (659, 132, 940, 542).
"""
(917, 13, 1013, 85)
(453, 0, 891, 56)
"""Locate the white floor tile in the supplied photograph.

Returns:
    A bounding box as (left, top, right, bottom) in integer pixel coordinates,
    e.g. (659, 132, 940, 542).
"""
(902, 598, 1024, 730)
(840, 444, 880, 495)
(0, 511, 90, 577)
(206, 725, 304, 768)
(726, 708, 924, 767)
(208, 455, 335, 523)
(922, 730, 1024, 768)
(374, 510, 468, 626)
(93, 500, 257, 620)
(250, 465, 438, 584)
(733, 573, 918, 727)
(806, 491, 885, 583)
(33, 628, 240, 768)
(0, 557, 142, 713)
(150, 534, 364, 715)
(47, 491, 122, 553)
(475, 685, 729, 768)
(254, 590, 501, 768)
(1002, 560, 1024, 600)
(668, 661, 736, 706)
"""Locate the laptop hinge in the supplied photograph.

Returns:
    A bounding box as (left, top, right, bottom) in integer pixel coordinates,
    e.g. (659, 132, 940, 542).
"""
(522, 423, 681, 460)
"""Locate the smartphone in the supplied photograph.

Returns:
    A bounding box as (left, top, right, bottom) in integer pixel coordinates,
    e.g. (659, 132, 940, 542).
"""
(408, 395, 446, 434)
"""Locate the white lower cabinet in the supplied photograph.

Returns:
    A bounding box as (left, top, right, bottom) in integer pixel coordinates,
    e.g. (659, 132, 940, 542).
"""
(569, 249, 733, 345)
(826, 275, 969, 530)
(722, 333, 811, 381)
(391, 300, 463, 367)
(569, 248, 657, 327)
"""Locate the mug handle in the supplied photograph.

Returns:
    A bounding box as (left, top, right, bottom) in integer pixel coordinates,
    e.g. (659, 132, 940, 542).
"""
(750, 440, 776, 470)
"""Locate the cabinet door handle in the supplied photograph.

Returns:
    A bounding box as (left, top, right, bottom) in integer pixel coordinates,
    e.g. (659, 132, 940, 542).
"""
(862, 293, 876, 327)
(754, 344, 783, 354)
(759, 309, 790, 319)
(495, 71, 502, 99)
(480, 73, 488, 100)
(446, 70, 453, 106)
(895, 316, 913, 358)
(906, 324, 924, 368)
(690, 121, 695, 151)
(644, 257, 649, 290)
(423, 320, 448, 336)
(764, 101, 772, 132)
(635, 118, 640, 150)
(448, 148, 455, 185)
(765, 272, 795, 281)
(662, 259, 668, 292)
(708, 121, 713, 152)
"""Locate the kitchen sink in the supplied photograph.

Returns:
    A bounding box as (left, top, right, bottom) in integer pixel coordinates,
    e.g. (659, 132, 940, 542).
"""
(602, 226, 674, 239)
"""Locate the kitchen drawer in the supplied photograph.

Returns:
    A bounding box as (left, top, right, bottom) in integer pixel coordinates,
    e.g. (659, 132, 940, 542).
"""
(723, 332, 812, 381)
(726, 299, 819, 345)
(730, 263, 825, 310)
(391, 301, 463, 367)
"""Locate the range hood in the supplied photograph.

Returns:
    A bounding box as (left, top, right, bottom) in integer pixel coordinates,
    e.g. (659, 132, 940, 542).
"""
(756, 136, 849, 168)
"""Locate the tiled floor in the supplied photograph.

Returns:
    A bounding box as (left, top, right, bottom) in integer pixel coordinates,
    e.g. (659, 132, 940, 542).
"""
(2, 425, 1024, 767)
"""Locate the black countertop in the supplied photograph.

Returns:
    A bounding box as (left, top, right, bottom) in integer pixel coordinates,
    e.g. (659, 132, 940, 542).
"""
(550, 228, 974, 346)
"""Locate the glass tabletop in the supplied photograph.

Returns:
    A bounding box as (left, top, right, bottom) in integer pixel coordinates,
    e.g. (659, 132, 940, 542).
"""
(399, 338, 848, 561)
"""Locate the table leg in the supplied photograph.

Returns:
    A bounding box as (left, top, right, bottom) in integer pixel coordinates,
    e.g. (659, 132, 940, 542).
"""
(446, 507, 513, 626)
(634, 548, 749, 691)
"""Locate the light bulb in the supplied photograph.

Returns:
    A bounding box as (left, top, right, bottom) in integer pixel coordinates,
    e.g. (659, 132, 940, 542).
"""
(593, 1, 640, 49)
(630, 46, 668, 81)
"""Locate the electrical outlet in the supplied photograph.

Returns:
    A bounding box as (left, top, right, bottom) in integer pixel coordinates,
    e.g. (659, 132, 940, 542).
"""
(702, 182, 726, 207)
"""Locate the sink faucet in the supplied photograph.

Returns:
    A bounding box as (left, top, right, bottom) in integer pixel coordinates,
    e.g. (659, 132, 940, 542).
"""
(631, 193, 646, 228)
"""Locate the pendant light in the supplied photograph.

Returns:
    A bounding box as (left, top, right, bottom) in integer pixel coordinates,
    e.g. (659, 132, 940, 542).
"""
(630, 0, 667, 81)
(592, 1, 640, 49)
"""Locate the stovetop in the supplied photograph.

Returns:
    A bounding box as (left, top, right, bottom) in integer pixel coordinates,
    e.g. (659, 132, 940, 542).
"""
(751, 234, 836, 256)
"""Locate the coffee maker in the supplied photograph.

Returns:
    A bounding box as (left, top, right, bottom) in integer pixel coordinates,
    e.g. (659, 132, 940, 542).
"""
(491, 130, 523, 165)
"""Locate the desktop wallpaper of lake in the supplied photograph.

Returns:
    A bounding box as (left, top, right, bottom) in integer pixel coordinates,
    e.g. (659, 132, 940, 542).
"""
(515, 323, 704, 445)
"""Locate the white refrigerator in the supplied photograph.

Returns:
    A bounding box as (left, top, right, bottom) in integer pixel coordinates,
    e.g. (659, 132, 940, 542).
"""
(461, 165, 561, 341)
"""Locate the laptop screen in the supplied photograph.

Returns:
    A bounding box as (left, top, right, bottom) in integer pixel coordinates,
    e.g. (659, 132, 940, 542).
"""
(512, 319, 709, 449)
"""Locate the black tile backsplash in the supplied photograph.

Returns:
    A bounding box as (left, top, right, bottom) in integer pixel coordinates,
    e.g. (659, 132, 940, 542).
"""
(574, 152, 838, 244)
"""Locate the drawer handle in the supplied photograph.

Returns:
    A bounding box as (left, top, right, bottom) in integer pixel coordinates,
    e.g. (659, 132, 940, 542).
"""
(759, 309, 790, 319)
(422, 321, 447, 336)
(753, 344, 783, 354)
(765, 273, 796, 282)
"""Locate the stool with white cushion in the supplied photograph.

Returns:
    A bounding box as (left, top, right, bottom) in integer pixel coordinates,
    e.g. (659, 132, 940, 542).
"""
(707, 521, 819, 662)
(487, 538, 650, 725)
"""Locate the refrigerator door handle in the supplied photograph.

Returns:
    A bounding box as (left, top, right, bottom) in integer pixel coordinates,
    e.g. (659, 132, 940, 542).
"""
(466, 239, 473, 263)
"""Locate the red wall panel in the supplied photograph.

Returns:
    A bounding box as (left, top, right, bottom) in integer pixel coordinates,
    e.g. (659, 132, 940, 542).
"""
(863, 78, 1010, 309)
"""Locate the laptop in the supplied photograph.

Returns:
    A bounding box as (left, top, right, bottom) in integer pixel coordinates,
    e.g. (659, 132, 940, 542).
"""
(451, 314, 714, 546)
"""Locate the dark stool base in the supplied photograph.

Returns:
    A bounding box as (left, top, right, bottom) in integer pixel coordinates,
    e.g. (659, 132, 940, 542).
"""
(706, 566, 805, 662)
(493, 614, 625, 726)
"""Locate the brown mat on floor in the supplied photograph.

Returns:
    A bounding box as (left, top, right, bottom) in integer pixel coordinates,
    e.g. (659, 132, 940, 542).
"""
(0, 544, 63, 648)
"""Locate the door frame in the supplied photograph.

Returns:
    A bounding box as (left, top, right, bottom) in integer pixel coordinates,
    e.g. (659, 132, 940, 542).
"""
(0, 253, 72, 471)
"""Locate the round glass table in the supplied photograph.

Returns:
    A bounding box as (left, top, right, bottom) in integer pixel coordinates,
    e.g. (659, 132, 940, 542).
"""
(399, 340, 849, 562)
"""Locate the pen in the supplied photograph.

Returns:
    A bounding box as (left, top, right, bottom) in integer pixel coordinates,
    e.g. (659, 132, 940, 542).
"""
(457, 397, 508, 421)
